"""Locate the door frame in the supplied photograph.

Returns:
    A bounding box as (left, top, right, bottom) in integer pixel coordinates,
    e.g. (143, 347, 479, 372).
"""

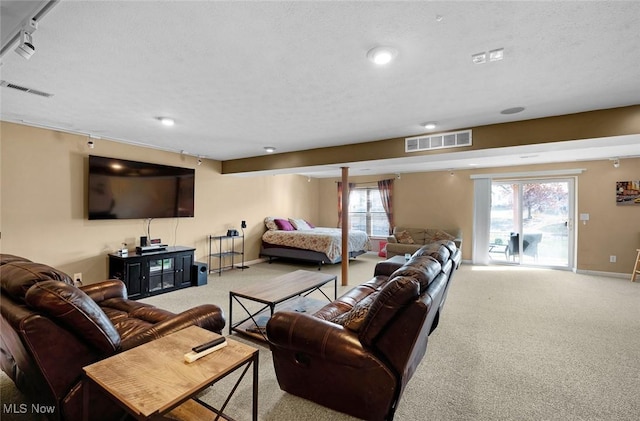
(491, 177, 576, 270)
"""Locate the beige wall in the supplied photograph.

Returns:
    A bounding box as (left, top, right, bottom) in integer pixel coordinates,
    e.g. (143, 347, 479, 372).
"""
(0, 122, 319, 283)
(318, 159, 640, 275)
(2, 121, 638, 282)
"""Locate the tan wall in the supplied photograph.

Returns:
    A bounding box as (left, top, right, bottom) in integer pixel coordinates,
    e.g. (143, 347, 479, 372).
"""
(0, 122, 319, 283)
(318, 159, 640, 275)
(2, 122, 638, 281)
(223, 105, 640, 174)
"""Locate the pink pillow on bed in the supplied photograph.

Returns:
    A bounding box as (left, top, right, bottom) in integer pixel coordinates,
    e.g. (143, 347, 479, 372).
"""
(274, 218, 295, 231)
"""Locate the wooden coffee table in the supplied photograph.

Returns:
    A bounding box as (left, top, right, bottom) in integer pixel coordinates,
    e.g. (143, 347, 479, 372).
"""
(82, 326, 258, 421)
(229, 269, 337, 341)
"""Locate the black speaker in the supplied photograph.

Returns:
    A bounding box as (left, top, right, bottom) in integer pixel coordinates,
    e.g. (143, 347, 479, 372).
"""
(140, 236, 147, 247)
(192, 262, 208, 286)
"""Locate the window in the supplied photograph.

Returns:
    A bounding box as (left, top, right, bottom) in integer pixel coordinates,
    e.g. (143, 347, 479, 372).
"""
(348, 187, 389, 236)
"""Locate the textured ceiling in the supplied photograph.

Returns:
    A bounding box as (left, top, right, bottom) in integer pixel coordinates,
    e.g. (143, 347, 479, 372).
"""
(1, 1, 639, 177)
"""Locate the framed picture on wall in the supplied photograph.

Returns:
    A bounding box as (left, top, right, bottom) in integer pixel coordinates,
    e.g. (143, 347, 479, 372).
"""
(616, 181, 640, 206)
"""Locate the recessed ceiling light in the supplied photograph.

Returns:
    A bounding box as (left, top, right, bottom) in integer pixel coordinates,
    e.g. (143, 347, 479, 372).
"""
(158, 117, 175, 126)
(264, 146, 276, 153)
(501, 107, 525, 115)
(489, 48, 504, 62)
(422, 122, 437, 130)
(367, 46, 398, 65)
(472, 52, 486, 64)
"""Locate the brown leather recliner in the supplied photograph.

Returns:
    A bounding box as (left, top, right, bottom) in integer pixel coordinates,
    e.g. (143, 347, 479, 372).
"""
(267, 242, 459, 420)
(0, 254, 225, 421)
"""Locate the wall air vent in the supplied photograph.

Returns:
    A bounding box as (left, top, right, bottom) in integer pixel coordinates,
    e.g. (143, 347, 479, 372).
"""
(405, 129, 472, 153)
(0, 80, 53, 98)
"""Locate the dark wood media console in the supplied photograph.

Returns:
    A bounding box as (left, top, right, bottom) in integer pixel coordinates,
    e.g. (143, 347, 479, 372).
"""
(108, 246, 195, 299)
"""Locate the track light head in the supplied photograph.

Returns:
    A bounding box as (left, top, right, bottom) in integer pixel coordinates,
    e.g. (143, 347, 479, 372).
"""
(15, 30, 35, 59)
(613, 158, 620, 168)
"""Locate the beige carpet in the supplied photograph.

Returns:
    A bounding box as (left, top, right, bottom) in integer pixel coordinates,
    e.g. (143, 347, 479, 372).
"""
(2, 254, 639, 420)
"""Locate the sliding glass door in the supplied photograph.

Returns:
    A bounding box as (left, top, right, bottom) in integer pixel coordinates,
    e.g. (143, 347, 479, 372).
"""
(489, 179, 574, 268)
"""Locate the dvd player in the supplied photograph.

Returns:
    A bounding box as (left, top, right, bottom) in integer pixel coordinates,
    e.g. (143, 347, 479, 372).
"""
(136, 245, 166, 253)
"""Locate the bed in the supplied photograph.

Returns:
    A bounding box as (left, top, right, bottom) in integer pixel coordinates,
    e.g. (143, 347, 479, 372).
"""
(260, 217, 371, 268)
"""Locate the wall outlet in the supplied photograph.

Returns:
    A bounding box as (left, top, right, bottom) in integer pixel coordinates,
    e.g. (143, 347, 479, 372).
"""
(73, 272, 82, 286)
(609, 255, 616, 263)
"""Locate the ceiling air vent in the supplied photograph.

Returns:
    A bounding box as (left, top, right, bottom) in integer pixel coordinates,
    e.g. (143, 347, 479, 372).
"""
(0, 80, 53, 98)
(405, 129, 472, 153)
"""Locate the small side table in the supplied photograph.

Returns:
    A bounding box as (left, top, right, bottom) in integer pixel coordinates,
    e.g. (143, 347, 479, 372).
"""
(82, 326, 258, 420)
(208, 234, 245, 276)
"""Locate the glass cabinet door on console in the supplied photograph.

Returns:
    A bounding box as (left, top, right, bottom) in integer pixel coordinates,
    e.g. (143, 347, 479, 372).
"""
(148, 258, 175, 293)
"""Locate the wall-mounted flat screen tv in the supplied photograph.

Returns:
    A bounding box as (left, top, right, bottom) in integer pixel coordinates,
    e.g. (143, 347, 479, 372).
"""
(88, 155, 195, 220)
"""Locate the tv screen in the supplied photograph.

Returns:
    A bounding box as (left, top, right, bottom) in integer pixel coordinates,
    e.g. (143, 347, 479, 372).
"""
(88, 155, 195, 220)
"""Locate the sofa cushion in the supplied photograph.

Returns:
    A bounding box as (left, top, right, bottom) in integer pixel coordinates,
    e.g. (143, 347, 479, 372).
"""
(0, 254, 32, 265)
(414, 244, 450, 265)
(428, 229, 456, 242)
(330, 291, 379, 332)
(395, 230, 415, 244)
(0, 261, 74, 302)
(25, 280, 121, 354)
(359, 276, 420, 347)
(389, 256, 441, 293)
(314, 283, 379, 320)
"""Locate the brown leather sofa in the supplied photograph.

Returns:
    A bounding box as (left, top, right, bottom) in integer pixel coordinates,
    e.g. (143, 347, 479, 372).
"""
(0, 254, 225, 421)
(267, 241, 460, 420)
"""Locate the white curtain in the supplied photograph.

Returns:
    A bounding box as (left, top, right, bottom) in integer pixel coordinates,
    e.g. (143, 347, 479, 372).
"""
(472, 177, 492, 265)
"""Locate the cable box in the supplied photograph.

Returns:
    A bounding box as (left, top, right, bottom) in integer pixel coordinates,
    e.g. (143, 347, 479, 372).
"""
(136, 245, 166, 253)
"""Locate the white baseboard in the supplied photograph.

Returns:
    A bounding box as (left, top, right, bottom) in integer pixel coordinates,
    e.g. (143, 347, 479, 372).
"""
(575, 269, 632, 279)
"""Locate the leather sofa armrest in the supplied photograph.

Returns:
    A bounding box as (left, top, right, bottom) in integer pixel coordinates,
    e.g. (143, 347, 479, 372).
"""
(80, 279, 128, 302)
(25, 281, 121, 354)
(267, 311, 371, 367)
(386, 235, 398, 243)
(120, 304, 225, 350)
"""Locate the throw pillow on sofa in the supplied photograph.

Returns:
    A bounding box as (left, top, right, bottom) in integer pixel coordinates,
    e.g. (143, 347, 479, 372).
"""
(395, 230, 415, 244)
(330, 291, 379, 332)
(431, 230, 456, 242)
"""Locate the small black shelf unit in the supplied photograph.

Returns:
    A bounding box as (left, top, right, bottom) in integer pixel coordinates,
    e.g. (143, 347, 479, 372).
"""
(208, 234, 245, 276)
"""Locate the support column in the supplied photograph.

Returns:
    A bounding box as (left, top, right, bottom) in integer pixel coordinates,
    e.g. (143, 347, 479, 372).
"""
(341, 167, 349, 286)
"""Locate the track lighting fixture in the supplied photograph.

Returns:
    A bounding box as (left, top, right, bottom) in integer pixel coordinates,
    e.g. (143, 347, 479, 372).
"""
(87, 140, 95, 149)
(613, 158, 620, 168)
(197, 157, 202, 166)
(395, 173, 401, 180)
(15, 29, 36, 60)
